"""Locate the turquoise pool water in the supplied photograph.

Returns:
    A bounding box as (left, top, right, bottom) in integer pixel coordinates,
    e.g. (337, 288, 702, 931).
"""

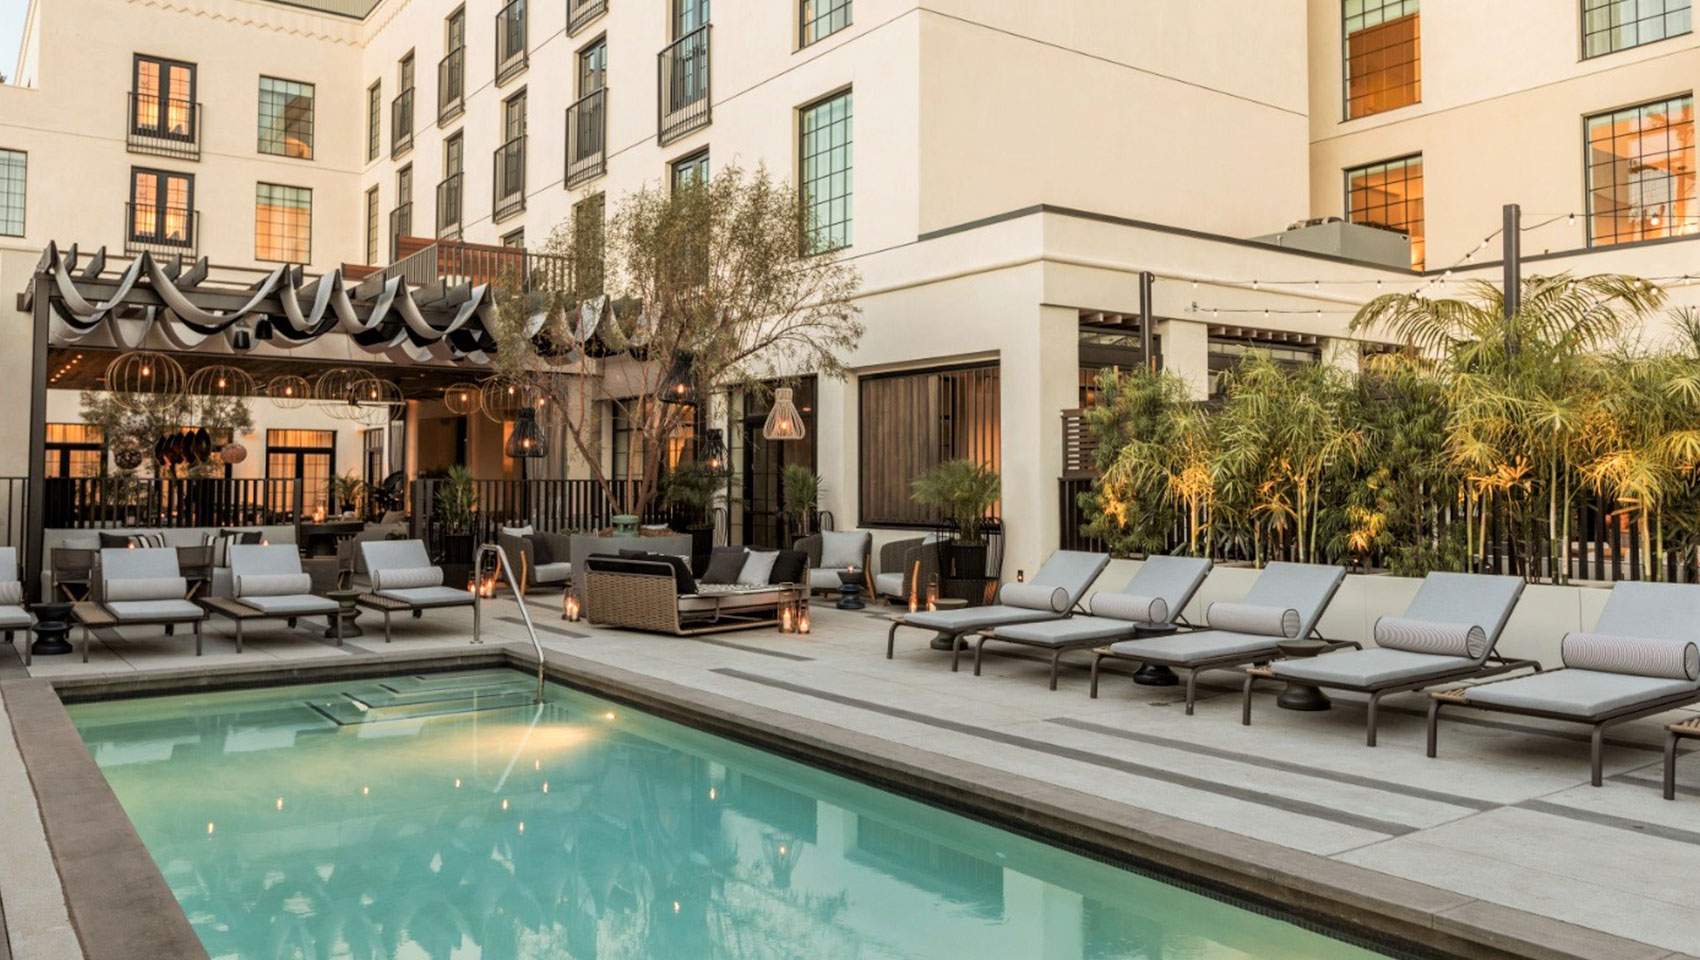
(71, 670, 1394, 960)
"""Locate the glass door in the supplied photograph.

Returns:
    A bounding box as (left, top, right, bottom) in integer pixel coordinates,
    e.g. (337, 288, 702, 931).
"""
(738, 377, 816, 548)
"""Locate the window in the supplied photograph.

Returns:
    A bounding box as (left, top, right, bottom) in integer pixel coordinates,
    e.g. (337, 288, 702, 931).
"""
(1587, 94, 1697, 246)
(859, 365, 1000, 527)
(671, 149, 709, 191)
(46, 424, 104, 479)
(495, 89, 527, 220)
(1209, 336, 1320, 399)
(0, 149, 23, 236)
(365, 186, 379, 265)
(496, 0, 527, 84)
(367, 81, 381, 162)
(255, 183, 312, 262)
(129, 167, 194, 246)
(800, 0, 850, 46)
(267, 429, 335, 515)
(393, 52, 416, 157)
(1584, 0, 1691, 57)
(1346, 153, 1424, 268)
(393, 165, 413, 259)
(610, 398, 696, 483)
(1343, 0, 1419, 120)
(439, 134, 463, 235)
(800, 89, 853, 253)
(579, 37, 607, 94)
(572, 192, 604, 294)
(258, 77, 314, 159)
(441, 7, 466, 121)
(132, 55, 195, 140)
(502, 228, 525, 247)
(446, 5, 465, 50)
(676, 0, 709, 35)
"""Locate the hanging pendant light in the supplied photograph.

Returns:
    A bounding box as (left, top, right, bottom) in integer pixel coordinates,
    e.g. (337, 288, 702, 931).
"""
(185, 364, 256, 400)
(762, 387, 806, 441)
(106, 351, 185, 408)
(505, 407, 548, 458)
(700, 428, 730, 477)
(266, 374, 311, 409)
(443, 381, 482, 415)
(659, 352, 697, 406)
(315, 367, 368, 421)
(348, 377, 404, 426)
(481, 374, 536, 423)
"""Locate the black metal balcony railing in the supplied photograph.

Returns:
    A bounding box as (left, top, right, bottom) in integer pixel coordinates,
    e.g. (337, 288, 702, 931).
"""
(126, 93, 201, 160)
(495, 0, 528, 86)
(437, 48, 465, 125)
(565, 88, 608, 188)
(124, 204, 198, 258)
(377, 238, 569, 293)
(436, 173, 463, 237)
(567, 0, 607, 35)
(658, 25, 711, 145)
(389, 202, 414, 261)
(493, 136, 526, 222)
(391, 88, 415, 158)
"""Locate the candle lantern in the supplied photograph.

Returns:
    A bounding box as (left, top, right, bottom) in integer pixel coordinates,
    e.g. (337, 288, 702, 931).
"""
(781, 604, 795, 634)
(1017, 569, 1026, 583)
(798, 607, 811, 634)
(563, 594, 582, 622)
(925, 573, 940, 612)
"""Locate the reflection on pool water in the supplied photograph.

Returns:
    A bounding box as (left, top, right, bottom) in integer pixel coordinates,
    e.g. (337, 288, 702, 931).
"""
(70, 669, 1394, 960)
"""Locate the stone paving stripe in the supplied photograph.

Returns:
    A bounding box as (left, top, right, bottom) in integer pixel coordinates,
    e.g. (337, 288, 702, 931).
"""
(1049, 717, 1499, 811)
(714, 667, 1418, 837)
(695, 638, 815, 661)
(497, 616, 587, 640)
(1515, 799, 1700, 848)
(1609, 773, 1700, 798)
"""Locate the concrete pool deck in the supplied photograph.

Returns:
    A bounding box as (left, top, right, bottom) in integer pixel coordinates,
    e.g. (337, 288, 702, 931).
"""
(3, 594, 1697, 960)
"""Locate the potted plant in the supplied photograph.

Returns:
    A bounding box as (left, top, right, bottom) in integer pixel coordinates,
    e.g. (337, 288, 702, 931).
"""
(332, 471, 366, 518)
(780, 464, 823, 539)
(664, 460, 722, 573)
(911, 459, 1001, 580)
(435, 464, 479, 584)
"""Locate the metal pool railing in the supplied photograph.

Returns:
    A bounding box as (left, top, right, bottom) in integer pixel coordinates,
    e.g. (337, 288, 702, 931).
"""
(471, 542, 545, 700)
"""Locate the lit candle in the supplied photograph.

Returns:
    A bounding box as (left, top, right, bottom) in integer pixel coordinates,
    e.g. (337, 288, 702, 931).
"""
(563, 595, 581, 622)
(798, 612, 810, 634)
(781, 606, 795, 634)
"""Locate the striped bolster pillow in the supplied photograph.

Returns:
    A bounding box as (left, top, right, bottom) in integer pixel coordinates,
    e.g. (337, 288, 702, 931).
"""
(1090, 593, 1169, 625)
(203, 532, 240, 568)
(237, 573, 312, 598)
(0, 581, 20, 605)
(1207, 602, 1301, 638)
(1374, 617, 1488, 659)
(999, 582, 1070, 613)
(1561, 633, 1700, 681)
(104, 577, 188, 601)
(371, 566, 444, 593)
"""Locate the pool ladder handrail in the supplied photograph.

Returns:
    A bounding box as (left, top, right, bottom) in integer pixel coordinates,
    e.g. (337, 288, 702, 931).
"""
(471, 542, 546, 701)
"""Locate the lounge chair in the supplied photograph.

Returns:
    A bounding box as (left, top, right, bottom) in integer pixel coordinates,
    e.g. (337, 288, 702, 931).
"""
(885, 550, 1110, 668)
(0, 547, 32, 651)
(797, 531, 872, 595)
(873, 535, 944, 605)
(84, 547, 207, 660)
(221, 545, 342, 651)
(1089, 561, 1350, 715)
(1242, 572, 1535, 745)
(969, 556, 1213, 690)
(1426, 581, 1700, 787)
(357, 539, 476, 642)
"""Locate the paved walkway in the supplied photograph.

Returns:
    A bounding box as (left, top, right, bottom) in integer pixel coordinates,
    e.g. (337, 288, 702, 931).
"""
(8, 593, 1700, 959)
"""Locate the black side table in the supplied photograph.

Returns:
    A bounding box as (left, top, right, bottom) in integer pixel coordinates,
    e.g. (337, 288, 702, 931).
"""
(835, 571, 866, 610)
(28, 601, 75, 657)
(1130, 623, 1182, 686)
(1274, 638, 1332, 711)
(325, 589, 365, 639)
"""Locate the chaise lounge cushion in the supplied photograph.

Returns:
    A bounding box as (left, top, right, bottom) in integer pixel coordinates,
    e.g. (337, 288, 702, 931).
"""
(900, 605, 1058, 632)
(991, 615, 1147, 647)
(242, 594, 338, 616)
(1110, 630, 1281, 664)
(1560, 632, 1699, 681)
(1090, 593, 1168, 625)
(375, 585, 476, 607)
(1462, 668, 1700, 718)
(1207, 602, 1300, 638)
(1272, 648, 1478, 687)
(105, 599, 204, 621)
(1374, 617, 1489, 659)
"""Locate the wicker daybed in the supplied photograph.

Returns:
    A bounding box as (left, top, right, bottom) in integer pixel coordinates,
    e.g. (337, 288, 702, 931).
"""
(583, 554, 805, 635)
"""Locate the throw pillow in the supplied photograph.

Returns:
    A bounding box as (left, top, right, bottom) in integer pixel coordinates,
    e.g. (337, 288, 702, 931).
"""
(219, 528, 265, 544)
(819, 531, 865, 570)
(644, 553, 697, 596)
(501, 524, 535, 537)
(525, 533, 554, 566)
(768, 549, 808, 586)
(701, 548, 748, 585)
(737, 549, 779, 586)
(101, 532, 166, 550)
(203, 531, 242, 567)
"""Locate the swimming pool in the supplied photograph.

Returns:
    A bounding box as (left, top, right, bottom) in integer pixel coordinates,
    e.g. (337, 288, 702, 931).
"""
(70, 669, 1396, 960)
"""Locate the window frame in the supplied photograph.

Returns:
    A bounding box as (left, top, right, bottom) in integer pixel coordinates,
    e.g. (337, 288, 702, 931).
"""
(857, 362, 1001, 529)
(577, 34, 607, 95)
(670, 147, 709, 191)
(798, 87, 854, 255)
(1344, 152, 1424, 269)
(1341, 0, 1421, 122)
(254, 181, 313, 264)
(1581, 0, 1693, 59)
(45, 423, 105, 479)
(799, 0, 852, 48)
(257, 75, 316, 160)
(1583, 92, 1698, 248)
(128, 166, 195, 247)
(367, 80, 382, 162)
(132, 54, 197, 142)
(365, 185, 380, 266)
(0, 148, 24, 238)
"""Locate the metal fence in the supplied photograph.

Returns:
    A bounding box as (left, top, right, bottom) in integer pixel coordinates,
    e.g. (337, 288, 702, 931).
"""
(410, 477, 677, 558)
(43, 477, 307, 530)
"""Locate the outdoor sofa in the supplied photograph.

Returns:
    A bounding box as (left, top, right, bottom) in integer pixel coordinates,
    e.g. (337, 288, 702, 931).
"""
(1242, 572, 1536, 745)
(969, 556, 1213, 690)
(0, 547, 32, 649)
(582, 547, 807, 635)
(357, 539, 477, 642)
(497, 524, 574, 595)
(885, 550, 1111, 668)
(873, 534, 945, 605)
(220, 544, 343, 651)
(1426, 580, 1700, 787)
(43, 525, 296, 599)
(1089, 561, 1351, 714)
(796, 531, 872, 595)
(80, 547, 208, 661)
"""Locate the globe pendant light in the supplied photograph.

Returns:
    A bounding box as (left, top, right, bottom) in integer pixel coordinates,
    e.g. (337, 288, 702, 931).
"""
(762, 387, 806, 441)
(106, 351, 185, 408)
(267, 374, 311, 409)
(185, 364, 256, 400)
(443, 382, 482, 415)
(505, 407, 548, 459)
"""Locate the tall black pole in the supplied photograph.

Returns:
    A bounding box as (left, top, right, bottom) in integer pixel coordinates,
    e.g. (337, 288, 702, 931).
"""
(1503, 203, 1522, 357)
(1138, 271, 1155, 372)
(25, 275, 51, 601)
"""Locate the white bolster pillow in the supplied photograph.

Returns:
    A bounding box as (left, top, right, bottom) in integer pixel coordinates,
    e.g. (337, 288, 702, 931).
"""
(0, 581, 20, 605)
(1090, 593, 1169, 625)
(105, 577, 188, 602)
(371, 566, 444, 592)
(999, 582, 1070, 613)
(238, 573, 312, 598)
(1374, 617, 1488, 659)
(1207, 602, 1300, 638)
(1561, 632, 1700, 681)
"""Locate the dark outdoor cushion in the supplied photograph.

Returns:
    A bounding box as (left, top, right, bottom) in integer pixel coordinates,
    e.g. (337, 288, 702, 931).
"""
(768, 549, 808, 586)
(526, 533, 555, 566)
(220, 528, 265, 544)
(587, 553, 697, 596)
(701, 548, 748, 585)
(100, 532, 166, 549)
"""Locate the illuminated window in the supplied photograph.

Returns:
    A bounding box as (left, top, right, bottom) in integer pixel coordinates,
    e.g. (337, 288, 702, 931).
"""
(0, 149, 23, 237)
(46, 424, 104, 478)
(859, 365, 1000, 526)
(129, 168, 194, 247)
(1584, 0, 1691, 58)
(133, 55, 195, 140)
(1586, 94, 1696, 246)
(1343, 0, 1420, 120)
(258, 76, 315, 159)
(611, 398, 696, 483)
(801, 0, 850, 46)
(267, 429, 336, 515)
(255, 183, 312, 262)
(1347, 154, 1424, 269)
(800, 89, 852, 253)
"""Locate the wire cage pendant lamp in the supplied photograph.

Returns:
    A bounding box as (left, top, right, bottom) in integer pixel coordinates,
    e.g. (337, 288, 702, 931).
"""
(762, 387, 806, 441)
(505, 407, 549, 458)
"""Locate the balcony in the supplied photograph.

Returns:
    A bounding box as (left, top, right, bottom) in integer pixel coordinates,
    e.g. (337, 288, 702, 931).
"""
(391, 88, 415, 158)
(389, 202, 414, 261)
(493, 136, 526, 223)
(437, 48, 465, 125)
(565, 88, 607, 188)
(436, 173, 463, 238)
(567, 0, 607, 35)
(376, 237, 569, 292)
(126, 93, 200, 161)
(124, 203, 198, 259)
(495, 0, 527, 86)
(657, 25, 711, 145)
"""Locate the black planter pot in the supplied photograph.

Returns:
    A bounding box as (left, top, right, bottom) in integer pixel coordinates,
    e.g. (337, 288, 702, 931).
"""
(442, 532, 477, 564)
(949, 541, 988, 580)
(688, 526, 713, 576)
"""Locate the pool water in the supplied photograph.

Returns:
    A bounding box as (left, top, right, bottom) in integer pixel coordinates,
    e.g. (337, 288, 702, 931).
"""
(70, 669, 1394, 960)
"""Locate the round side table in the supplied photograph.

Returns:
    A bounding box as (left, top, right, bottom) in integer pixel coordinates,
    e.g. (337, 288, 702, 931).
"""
(28, 601, 74, 656)
(324, 589, 365, 639)
(926, 597, 969, 650)
(835, 571, 867, 610)
(1130, 623, 1181, 686)
(1274, 638, 1331, 711)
